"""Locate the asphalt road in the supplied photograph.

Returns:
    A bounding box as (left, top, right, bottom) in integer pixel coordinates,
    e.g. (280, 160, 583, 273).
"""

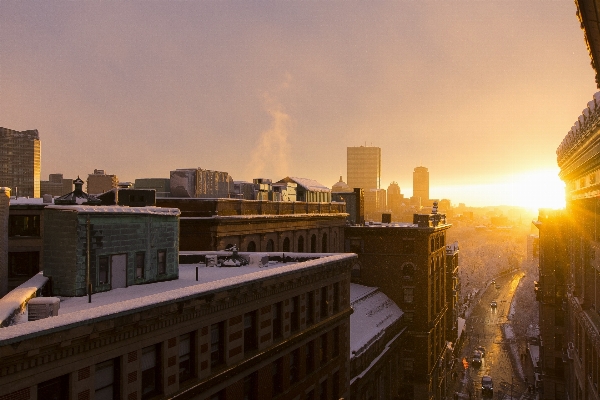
(456, 271, 527, 399)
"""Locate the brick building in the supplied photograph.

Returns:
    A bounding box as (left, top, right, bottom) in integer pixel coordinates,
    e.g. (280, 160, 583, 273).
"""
(87, 169, 119, 195)
(0, 252, 355, 400)
(345, 212, 453, 400)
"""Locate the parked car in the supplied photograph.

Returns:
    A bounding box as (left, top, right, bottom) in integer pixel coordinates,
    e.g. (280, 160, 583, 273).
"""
(472, 351, 482, 367)
(495, 284, 501, 289)
(490, 300, 497, 308)
(481, 375, 493, 397)
(476, 346, 486, 358)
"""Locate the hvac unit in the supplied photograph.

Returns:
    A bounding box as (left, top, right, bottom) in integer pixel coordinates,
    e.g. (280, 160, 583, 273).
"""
(28, 297, 60, 321)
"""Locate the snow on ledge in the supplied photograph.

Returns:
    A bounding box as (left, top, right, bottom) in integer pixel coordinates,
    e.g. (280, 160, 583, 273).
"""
(0, 273, 48, 327)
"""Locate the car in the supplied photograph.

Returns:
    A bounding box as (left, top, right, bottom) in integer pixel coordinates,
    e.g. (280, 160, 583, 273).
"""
(481, 375, 493, 397)
(476, 346, 486, 358)
(491, 301, 497, 308)
(491, 280, 496, 285)
(472, 351, 482, 367)
(495, 284, 501, 289)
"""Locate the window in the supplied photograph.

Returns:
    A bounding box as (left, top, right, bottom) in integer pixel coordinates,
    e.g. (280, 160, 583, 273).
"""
(283, 237, 291, 252)
(322, 233, 328, 252)
(320, 333, 328, 366)
(298, 236, 305, 252)
(37, 374, 69, 400)
(179, 332, 194, 382)
(95, 358, 120, 400)
(351, 263, 361, 278)
(332, 371, 339, 400)
(311, 234, 317, 253)
(9, 215, 40, 237)
(306, 389, 315, 400)
(247, 241, 256, 252)
(8, 251, 39, 278)
(243, 372, 258, 400)
(403, 239, 414, 254)
(135, 252, 145, 279)
(403, 288, 414, 303)
(141, 345, 161, 399)
(157, 250, 166, 275)
(273, 302, 283, 340)
(244, 311, 258, 353)
(266, 239, 274, 252)
(290, 349, 300, 384)
(306, 340, 315, 372)
(320, 286, 328, 319)
(291, 296, 300, 332)
(333, 327, 340, 358)
(320, 379, 328, 400)
(211, 322, 225, 368)
(99, 256, 109, 285)
(333, 282, 340, 313)
(306, 291, 315, 325)
(402, 264, 415, 280)
(272, 358, 283, 395)
(404, 312, 414, 323)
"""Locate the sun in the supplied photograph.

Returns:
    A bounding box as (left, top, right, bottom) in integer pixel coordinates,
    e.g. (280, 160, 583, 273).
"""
(504, 169, 566, 211)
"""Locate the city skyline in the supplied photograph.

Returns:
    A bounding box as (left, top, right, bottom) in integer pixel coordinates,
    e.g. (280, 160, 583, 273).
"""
(0, 2, 584, 208)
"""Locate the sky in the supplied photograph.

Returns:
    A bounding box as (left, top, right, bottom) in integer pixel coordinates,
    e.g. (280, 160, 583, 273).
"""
(0, 1, 596, 208)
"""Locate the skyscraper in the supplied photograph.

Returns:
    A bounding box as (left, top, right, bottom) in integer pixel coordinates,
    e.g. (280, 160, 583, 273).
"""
(0, 127, 41, 198)
(412, 166, 429, 204)
(347, 146, 381, 191)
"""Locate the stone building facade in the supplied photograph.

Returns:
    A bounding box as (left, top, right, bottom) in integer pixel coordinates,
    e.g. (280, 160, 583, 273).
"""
(0, 253, 355, 400)
(43, 205, 180, 296)
(0, 188, 9, 297)
(345, 213, 452, 400)
(156, 198, 347, 253)
(7, 201, 46, 293)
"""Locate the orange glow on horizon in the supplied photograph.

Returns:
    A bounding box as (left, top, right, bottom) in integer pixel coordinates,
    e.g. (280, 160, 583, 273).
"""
(431, 168, 566, 210)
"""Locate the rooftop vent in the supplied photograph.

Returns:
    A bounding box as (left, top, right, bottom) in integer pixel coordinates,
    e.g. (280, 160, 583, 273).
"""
(28, 297, 60, 321)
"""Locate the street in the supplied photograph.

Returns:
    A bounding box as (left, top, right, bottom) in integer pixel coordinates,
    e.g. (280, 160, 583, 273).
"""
(451, 271, 534, 399)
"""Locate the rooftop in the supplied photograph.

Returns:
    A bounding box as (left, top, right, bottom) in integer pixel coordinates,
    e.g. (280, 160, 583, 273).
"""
(0, 253, 355, 344)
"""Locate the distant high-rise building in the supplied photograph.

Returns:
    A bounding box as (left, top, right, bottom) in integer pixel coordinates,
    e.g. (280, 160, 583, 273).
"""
(347, 146, 381, 191)
(0, 128, 41, 198)
(170, 168, 233, 198)
(387, 182, 404, 213)
(412, 166, 429, 205)
(86, 169, 118, 194)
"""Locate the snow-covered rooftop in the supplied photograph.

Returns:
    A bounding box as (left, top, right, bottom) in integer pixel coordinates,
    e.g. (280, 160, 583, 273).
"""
(349, 283, 403, 357)
(285, 177, 331, 192)
(0, 253, 355, 344)
(9, 197, 49, 205)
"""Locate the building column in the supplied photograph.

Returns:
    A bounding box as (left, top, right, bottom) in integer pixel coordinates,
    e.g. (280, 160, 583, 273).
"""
(0, 187, 10, 297)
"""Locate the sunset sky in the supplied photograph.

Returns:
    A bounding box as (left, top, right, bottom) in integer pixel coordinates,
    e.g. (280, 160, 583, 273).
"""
(1, 1, 596, 208)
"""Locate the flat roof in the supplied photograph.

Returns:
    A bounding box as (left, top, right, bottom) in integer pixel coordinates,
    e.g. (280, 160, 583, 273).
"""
(0, 253, 355, 344)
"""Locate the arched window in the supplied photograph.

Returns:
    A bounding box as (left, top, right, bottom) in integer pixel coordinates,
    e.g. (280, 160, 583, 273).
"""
(266, 239, 274, 252)
(311, 234, 317, 253)
(321, 233, 328, 253)
(297, 236, 305, 252)
(283, 237, 291, 252)
(402, 263, 415, 280)
(333, 232, 337, 252)
(247, 241, 256, 252)
(351, 263, 361, 278)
